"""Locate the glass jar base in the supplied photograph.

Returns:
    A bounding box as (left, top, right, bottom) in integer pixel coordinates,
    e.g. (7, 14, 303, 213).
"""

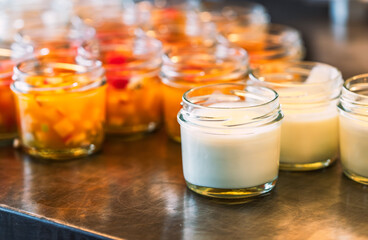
(22, 144, 100, 160)
(169, 135, 181, 143)
(280, 157, 336, 171)
(0, 132, 17, 141)
(186, 178, 277, 199)
(106, 122, 159, 136)
(343, 169, 368, 185)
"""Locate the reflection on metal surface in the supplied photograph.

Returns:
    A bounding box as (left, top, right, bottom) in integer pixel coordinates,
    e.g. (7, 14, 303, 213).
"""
(16, 151, 113, 223)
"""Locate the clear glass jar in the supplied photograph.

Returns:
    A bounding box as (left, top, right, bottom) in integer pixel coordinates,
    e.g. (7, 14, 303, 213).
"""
(81, 31, 163, 136)
(74, 0, 138, 37)
(225, 24, 304, 67)
(338, 74, 368, 185)
(161, 42, 249, 142)
(0, 0, 73, 41)
(250, 61, 343, 171)
(0, 42, 19, 142)
(11, 59, 106, 160)
(134, 1, 218, 51)
(12, 18, 95, 62)
(178, 83, 283, 199)
(200, 2, 270, 40)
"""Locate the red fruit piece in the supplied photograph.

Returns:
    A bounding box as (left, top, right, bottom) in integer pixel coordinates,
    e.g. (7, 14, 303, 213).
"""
(108, 76, 130, 90)
(106, 54, 127, 65)
(163, 8, 181, 19)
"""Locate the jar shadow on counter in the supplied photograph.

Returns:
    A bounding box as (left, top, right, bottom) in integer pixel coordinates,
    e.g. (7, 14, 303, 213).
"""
(105, 125, 163, 142)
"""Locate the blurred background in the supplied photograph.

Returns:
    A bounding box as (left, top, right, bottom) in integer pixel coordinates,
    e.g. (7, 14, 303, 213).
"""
(1, 0, 367, 77)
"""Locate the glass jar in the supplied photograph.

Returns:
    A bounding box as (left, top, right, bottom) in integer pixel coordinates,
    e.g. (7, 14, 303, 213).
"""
(11, 59, 106, 160)
(80, 31, 163, 136)
(0, 0, 73, 41)
(147, 12, 218, 51)
(250, 61, 343, 171)
(225, 24, 304, 67)
(161, 42, 249, 142)
(338, 74, 368, 185)
(134, 2, 217, 51)
(12, 18, 95, 62)
(178, 83, 283, 199)
(74, 0, 138, 37)
(200, 2, 269, 41)
(0, 42, 18, 142)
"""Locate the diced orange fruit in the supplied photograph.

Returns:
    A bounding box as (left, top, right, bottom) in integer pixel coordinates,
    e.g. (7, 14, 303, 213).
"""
(53, 118, 75, 138)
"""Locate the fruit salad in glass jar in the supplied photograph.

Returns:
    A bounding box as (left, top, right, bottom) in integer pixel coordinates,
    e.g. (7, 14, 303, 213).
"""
(223, 24, 304, 67)
(0, 42, 18, 141)
(11, 59, 106, 159)
(13, 19, 95, 63)
(137, 4, 217, 51)
(81, 31, 163, 136)
(161, 43, 249, 142)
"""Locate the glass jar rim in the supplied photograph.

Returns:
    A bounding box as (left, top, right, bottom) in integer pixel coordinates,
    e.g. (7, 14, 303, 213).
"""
(0, 43, 14, 79)
(249, 61, 343, 103)
(250, 61, 342, 87)
(178, 83, 282, 131)
(229, 23, 301, 42)
(81, 30, 163, 71)
(182, 82, 279, 110)
(343, 73, 368, 95)
(0, 41, 26, 79)
(338, 73, 368, 117)
(11, 58, 105, 93)
(203, 3, 269, 23)
(15, 22, 95, 44)
(161, 41, 249, 83)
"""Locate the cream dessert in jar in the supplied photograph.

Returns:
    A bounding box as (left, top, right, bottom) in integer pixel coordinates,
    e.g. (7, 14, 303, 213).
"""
(178, 83, 283, 199)
(339, 74, 368, 185)
(250, 62, 343, 171)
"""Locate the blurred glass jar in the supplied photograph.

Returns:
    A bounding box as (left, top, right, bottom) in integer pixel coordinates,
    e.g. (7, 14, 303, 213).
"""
(11, 59, 106, 160)
(338, 74, 368, 185)
(12, 18, 95, 62)
(74, 0, 138, 37)
(81, 31, 163, 136)
(250, 61, 343, 171)
(0, 42, 20, 142)
(133, 1, 218, 51)
(225, 24, 304, 67)
(161, 42, 249, 142)
(0, 0, 73, 41)
(178, 83, 283, 199)
(200, 2, 269, 39)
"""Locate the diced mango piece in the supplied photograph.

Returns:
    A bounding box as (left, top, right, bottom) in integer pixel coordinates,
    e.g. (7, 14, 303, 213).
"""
(108, 117, 124, 126)
(53, 118, 75, 138)
(35, 131, 49, 143)
(65, 132, 87, 146)
(43, 108, 62, 121)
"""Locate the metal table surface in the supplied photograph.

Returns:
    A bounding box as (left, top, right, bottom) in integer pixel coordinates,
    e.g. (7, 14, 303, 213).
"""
(1, 1, 368, 239)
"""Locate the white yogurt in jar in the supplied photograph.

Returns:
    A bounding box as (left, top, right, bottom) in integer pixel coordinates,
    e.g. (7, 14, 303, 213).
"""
(280, 106, 339, 164)
(181, 123, 281, 189)
(339, 110, 368, 178)
(249, 62, 343, 170)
